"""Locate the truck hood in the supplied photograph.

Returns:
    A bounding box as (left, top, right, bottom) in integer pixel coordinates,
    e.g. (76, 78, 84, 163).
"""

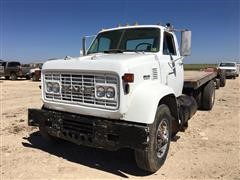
(218, 67, 236, 70)
(42, 53, 157, 74)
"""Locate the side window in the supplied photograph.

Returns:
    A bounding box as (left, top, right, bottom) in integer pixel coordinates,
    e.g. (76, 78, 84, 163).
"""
(1, 62, 6, 67)
(98, 37, 111, 52)
(88, 37, 111, 53)
(8, 62, 20, 67)
(163, 32, 176, 55)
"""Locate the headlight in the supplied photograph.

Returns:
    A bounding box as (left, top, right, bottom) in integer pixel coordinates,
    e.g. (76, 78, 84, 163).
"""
(52, 82, 60, 93)
(46, 82, 53, 92)
(96, 86, 105, 97)
(106, 87, 115, 98)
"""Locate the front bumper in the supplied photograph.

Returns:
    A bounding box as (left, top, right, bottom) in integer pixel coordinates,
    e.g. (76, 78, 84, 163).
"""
(28, 108, 150, 151)
(225, 71, 236, 77)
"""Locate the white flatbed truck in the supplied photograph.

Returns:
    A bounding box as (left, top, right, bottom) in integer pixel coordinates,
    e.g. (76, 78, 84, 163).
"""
(28, 24, 217, 172)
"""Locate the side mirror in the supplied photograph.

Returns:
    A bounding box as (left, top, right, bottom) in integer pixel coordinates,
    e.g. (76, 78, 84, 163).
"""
(181, 30, 191, 56)
(81, 35, 96, 56)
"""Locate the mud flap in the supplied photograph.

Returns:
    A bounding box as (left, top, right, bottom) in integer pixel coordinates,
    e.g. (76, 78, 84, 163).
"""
(177, 95, 197, 131)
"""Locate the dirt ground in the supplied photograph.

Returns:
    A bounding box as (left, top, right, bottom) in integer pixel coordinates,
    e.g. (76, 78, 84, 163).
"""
(0, 76, 239, 179)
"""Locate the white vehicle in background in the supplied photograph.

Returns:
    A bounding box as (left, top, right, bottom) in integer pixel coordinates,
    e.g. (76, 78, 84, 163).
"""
(236, 63, 240, 77)
(218, 62, 238, 79)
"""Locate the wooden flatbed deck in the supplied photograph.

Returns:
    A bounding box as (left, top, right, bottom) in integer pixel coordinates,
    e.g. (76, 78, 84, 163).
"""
(184, 71, 217, 89)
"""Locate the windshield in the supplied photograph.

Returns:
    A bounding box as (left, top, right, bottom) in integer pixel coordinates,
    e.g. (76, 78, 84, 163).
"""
(219, 63, 236, 67)
(87, 28, 160, 54)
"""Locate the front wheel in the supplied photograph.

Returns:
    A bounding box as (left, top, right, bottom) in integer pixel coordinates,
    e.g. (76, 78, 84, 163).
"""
(10, 73, 17, 80)
(135, 104, 172, 173)
(25, 75, 30, 80)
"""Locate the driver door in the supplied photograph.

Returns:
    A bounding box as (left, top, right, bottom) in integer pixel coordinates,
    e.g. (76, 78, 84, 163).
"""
(161, 31, 184, 97)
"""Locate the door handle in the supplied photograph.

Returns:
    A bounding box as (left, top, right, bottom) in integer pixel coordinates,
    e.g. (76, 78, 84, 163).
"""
(168, 62, 176, 70)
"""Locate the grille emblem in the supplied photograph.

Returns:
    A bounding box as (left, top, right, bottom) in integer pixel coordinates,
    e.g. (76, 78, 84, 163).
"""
(83, 87, 94, 95)
(73, 85, 83, 93)
(62, 84, 72, 92)
(62, 84, 93, 95)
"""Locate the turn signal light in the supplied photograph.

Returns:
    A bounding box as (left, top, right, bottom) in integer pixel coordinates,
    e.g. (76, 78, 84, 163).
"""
(122, 73, 134, 83)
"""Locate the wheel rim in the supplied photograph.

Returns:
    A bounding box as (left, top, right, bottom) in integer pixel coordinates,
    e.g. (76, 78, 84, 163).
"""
(11, 73, 16, 80)
(156, 119, 169, 158)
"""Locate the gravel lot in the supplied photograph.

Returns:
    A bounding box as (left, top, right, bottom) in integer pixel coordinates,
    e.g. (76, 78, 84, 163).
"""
(0, 76, 239, 179)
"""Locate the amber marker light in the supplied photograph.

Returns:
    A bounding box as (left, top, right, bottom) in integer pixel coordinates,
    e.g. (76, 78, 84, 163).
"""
(122, 73, 134, 83)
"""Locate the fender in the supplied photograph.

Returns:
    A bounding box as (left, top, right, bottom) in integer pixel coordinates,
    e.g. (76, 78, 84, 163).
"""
(121, 81, 177, 124)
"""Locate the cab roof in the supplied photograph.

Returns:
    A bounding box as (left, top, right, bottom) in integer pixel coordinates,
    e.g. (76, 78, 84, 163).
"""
(99, 25, 166, 33)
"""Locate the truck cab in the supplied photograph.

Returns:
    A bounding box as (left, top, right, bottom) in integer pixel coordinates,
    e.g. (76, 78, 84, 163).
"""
(29, 24, 198, 172)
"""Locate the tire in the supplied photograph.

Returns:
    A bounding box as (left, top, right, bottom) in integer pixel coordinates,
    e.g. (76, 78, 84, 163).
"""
(135, 104, 172, 173)
(201, 80, 215, 110)
(5, 76, 9, 80)
(32, 74, 39, 81)
(219, 70, 226, 87)
(215, 79, 220, 89)
(233, 76, 236, 79)
(25, 75, 30, 80)
(10, 73, 17, 80)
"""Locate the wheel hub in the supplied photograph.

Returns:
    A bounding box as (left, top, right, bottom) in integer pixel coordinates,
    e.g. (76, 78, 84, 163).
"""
(156, 119, 169, 158)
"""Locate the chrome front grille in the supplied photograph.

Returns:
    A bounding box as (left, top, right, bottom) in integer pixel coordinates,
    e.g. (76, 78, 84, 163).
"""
(44, 72, 119, 110)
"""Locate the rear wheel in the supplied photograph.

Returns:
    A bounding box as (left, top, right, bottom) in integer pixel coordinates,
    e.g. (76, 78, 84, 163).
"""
(32, 74, 39, 81)
(5, 76, 9, 80)
(10, 73, 17, 80)
(215, 79, 220, 89)
(134, 104, 172, 173)
(201, 80, 215, 110)
(219, 70, 226, 87)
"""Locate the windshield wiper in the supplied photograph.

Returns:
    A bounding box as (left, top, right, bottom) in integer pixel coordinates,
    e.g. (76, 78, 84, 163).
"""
(103, 49, 124, 54)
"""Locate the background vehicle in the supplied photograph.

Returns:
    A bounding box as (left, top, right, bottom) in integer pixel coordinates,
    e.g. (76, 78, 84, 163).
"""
(236, 63, 240, 77)
(22, 64, 33, 79)
(21, 63, 43, 81)
(0, 61, 22, 80)
(28, 24, 217, 172)
(218, 62, 238, 79)
(28, 63, 43, 81)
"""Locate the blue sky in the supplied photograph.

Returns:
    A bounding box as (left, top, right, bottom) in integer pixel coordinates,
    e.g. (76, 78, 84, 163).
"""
(0, 0, 239, 63)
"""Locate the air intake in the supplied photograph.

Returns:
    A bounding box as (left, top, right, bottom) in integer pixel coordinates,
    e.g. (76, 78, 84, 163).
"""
(152, 68, 158, 80)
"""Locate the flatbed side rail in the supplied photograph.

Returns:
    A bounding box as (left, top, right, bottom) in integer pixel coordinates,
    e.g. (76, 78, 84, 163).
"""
(184, 71, 217, 89)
